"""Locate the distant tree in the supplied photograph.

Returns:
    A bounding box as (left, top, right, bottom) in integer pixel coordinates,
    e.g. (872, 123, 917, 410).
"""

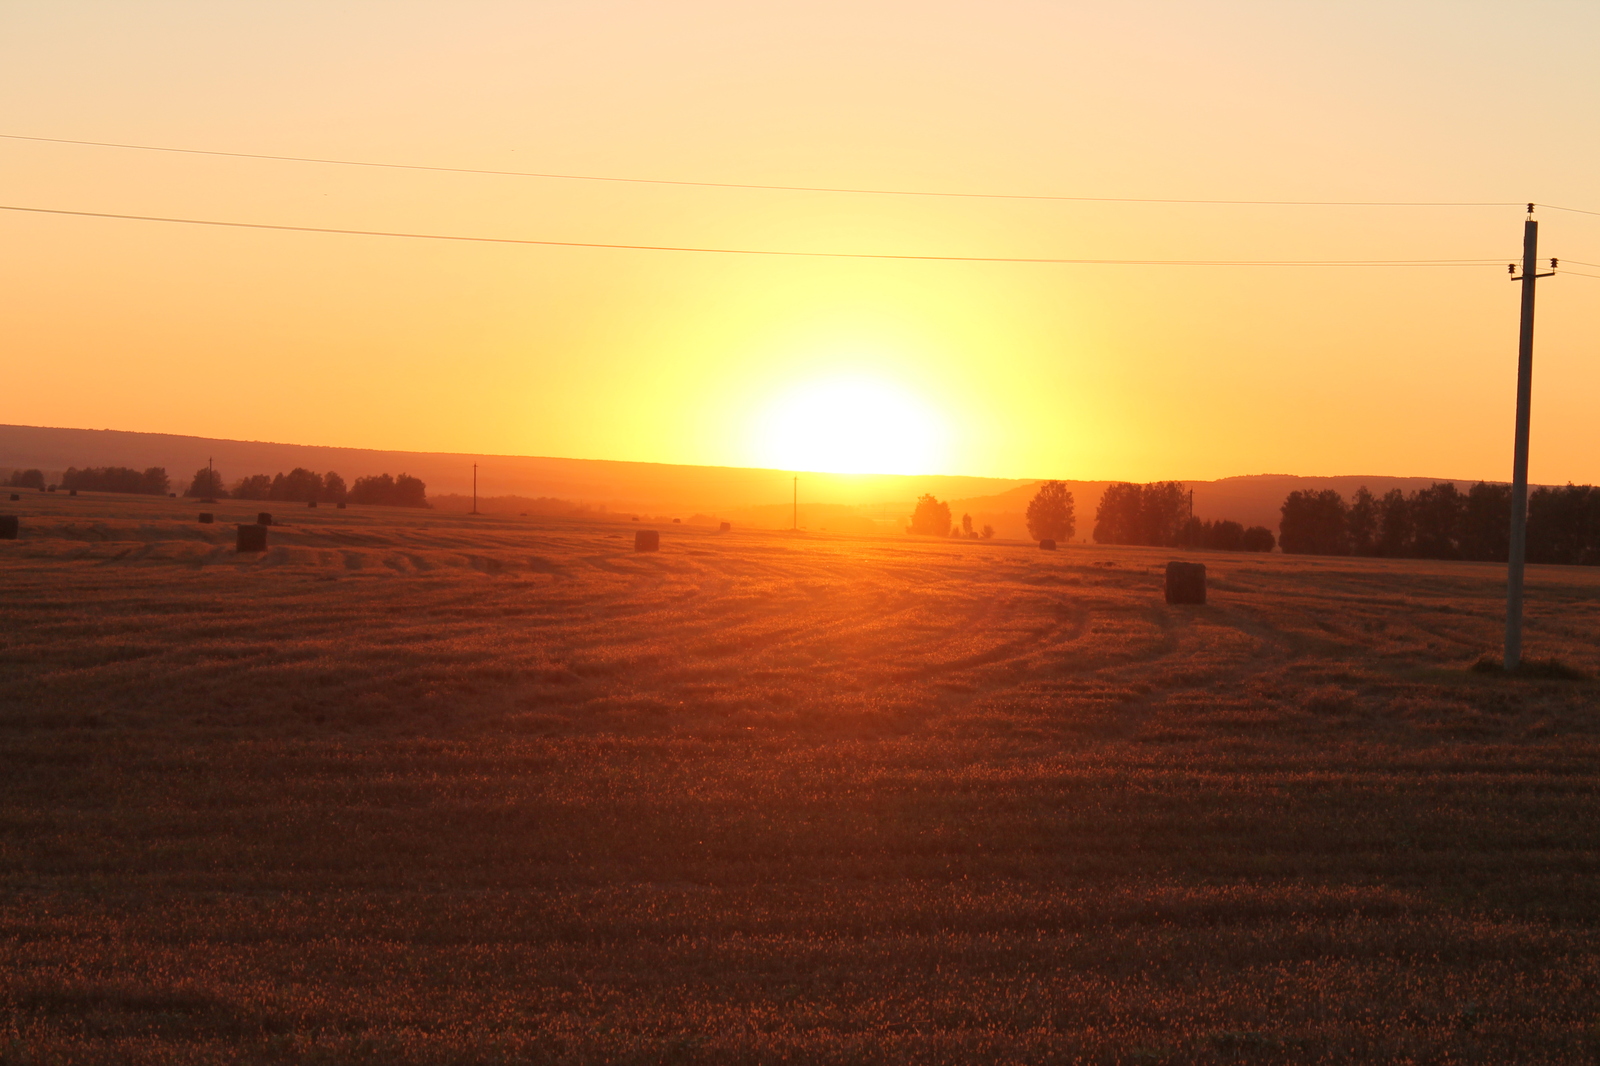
(1093, 483, 1141, 544)
(7, 469, 45, 490)
(909, 494, 952, 536)
(1461, 481, 1510, 562)
(1026, 481, 1077, 543)
(980, 525, 995, 539)
(1409, 482, 1464, 560)
(1279, 489, 1349, 555)
(962, 512, 974, 536)
(231, 474, 273, 500)
(1205, 519, 1246, 552)
(1240, 526, 1275, 552)
(321, 471, 347, 503)
(185, 467, 226, 499)
(348, 472, 430, 508)
(1347, 487, 1378, 556)
(1528, 484, 1600, 565)
(1139, 482, 1190, 547)
(269, 467, 324, 503)
(60, 466, 168, 495)
(1375, 488, 1412, 557)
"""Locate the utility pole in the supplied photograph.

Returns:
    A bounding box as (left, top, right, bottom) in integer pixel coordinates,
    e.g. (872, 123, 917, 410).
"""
(1504, 205, 1557, 670)
(204, 456, 215, 503)
(792, 476, 797, 531)
(471, 463, 479, 515)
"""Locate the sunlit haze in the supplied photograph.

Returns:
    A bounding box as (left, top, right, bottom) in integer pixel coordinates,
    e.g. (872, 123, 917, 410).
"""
(1, 2, 1598, 483)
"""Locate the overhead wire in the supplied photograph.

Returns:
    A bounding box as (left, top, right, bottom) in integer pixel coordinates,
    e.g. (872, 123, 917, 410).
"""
(0, 203, 1519, 265)
(0, 132, 1537, 209)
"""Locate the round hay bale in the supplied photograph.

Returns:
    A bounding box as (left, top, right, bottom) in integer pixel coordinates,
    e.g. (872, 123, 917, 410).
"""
(307, 500, 318, 508)
(719, 521, 731, 532)
(198, 513, 214, 524)
(8, 494, 18, 502)
(336, 501, 347, 509)
(68, 489, 77, 497)
(0, 515, 17, 540)
(237, 524, 268, 552)
(257, 512, 273, 526)
(1165, 561, 1207, 605)
(635, 529, 660, 552)
(1039, 539, 1056, 550)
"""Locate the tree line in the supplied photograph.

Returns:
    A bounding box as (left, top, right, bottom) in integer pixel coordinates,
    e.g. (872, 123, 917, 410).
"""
(1279, 481, 1600, 565)
(184, 466, 428, 507)
(54, 466, 171, 495)
(1093, 481, 1274, 551)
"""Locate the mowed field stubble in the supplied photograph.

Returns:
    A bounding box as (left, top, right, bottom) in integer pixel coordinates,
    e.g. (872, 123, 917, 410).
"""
(4, 492, 1600, 1064)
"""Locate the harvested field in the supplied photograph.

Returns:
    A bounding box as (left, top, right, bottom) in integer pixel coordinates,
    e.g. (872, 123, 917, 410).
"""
(3, 491, 1600, 1063)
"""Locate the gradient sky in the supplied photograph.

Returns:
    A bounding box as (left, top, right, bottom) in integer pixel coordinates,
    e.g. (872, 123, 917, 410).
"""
(1, 1, 1597, 482)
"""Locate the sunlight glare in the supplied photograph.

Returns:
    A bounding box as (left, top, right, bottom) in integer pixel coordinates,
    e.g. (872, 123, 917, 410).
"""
(753, 376, 948, 475)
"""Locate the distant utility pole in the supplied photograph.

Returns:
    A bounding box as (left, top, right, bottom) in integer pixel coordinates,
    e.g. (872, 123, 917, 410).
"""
(1504, 205, 1558, 670)
(204, 456, 215, 503)
(792, 476, 798, 531)
(471, 463, 479, 515)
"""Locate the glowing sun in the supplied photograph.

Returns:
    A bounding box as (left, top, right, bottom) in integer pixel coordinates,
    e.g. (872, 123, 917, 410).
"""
(753, 376, 948, 475)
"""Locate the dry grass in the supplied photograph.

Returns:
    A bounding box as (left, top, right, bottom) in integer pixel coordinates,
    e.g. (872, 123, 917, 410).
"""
(3, 492, 1600, 1063)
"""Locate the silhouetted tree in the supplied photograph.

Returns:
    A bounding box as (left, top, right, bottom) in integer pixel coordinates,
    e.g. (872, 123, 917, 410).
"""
(1376, 489, 1412, 557)
(980, 525, 995, 539)
(185, 467, 226, 498)
(1347, 487, 1378, 556)
(1461, 481, 1510, 562)
(1026, 481, 1077, 542)
(321, 471, 347, 503)
(1140, 482, 1190, 547)
(1205, 519, 1246, 551)
(231, 474, 273, 500)
(269, 468, 324, 503)
(60, 466, 168, 495)
(7, 469, 45, 490)
(1093, 483, 1142, 544)
(1240, 526, 1275, 552)
(1528, 484, 1600, 565)
(1410, 482, 1464, 560)
(961, 512, 974, 537)
(348, 472, 430, 508)
(1279, 489, 1349, 555)
(909, 494, 952, 536)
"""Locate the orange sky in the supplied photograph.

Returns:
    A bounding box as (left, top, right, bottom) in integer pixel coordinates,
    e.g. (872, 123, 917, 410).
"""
(1, 1, 1597, 483)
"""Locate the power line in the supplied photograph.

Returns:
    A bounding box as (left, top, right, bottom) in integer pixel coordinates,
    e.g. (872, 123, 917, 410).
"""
(0, 202, 1518, 265)
(1561, 270, 1600, 280)
(0, 132, 1536, 209)
(1545, 204, 1600, 219)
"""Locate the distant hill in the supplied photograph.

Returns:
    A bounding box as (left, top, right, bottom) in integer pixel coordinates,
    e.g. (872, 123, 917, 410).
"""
(0, 423, 1499, 538)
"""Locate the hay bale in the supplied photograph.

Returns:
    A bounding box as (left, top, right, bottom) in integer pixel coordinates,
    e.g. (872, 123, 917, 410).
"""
(1165, 561, 1206, 605)
(257, 512, 273, 526)
(336, 501, 347, 509)
(635, 530, 659, 552)
(1039, 539, 1056, 550)
(307, 500, 318, 508)
(719, 521, 731, 532)
(68, 489, 77, 497)
(8, 494, 17, 502)
(237, 524, 268, 552)
(0, 515, 16, 540)
(198, 513, 214, 524)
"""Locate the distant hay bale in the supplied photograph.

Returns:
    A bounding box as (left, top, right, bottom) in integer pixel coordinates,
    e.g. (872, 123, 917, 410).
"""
(719, 521, 731, 532)
(257, 512, 273, 526)
(68, 489, 77, 497)
(0, 515, 16, 540)
(8, 494, 17, 502)
(198, 513, 214, 524)
(635, 530, 659, 552)
(1039, 539, 1056, 550)
(237, 524, 268, 552)
(336, 502, 347, 509)
(307, 500, 318, 508)
(1165, 561, 1207, 605)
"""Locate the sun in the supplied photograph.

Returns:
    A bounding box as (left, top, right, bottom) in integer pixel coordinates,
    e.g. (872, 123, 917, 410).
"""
(752, 376, 949, 475)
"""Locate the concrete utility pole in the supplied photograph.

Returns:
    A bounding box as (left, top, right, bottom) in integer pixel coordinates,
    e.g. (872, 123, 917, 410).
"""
(471, 463, 479, 515)
(792, 476, 798, 531)
(1504, 206, 1557, 670)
